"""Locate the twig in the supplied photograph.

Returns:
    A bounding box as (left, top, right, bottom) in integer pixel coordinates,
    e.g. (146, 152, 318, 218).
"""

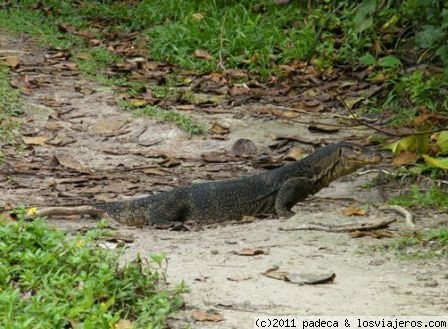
(379, 205, 415, 229)
(218, 10, 228, 70)
(279, 217, 396, 232)
(336, 93, 448, 137)
(357, 169, 392, 175)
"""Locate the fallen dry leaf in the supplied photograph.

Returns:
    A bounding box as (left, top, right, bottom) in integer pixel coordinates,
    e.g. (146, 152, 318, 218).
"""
(90, 118, 128, 136)
(231, 138, 257, 157)
(201, 151, 235, 163)
(293, 101, 324, 112)
(0, 55, 20, 68)
(192, 310, 224, 322)
(22, 135, 49, 146)
(210, 121, 230, 135)
(263, 266, 336, 285)
(392, 151, 417, 166)
(54, 154, 91, 173)
(141, 168, 172, 176)
(308, 124, 340, 134)
(115, 319, 133, 329)
(233, 248, 268, 256)
(342, 206, 367, 216)
(193, 49, 213, 60)
(283, 147, 307, 161)
(350, 230, 394, 239)
(229, 84, 250, 96)
(271, 108, 300, 119)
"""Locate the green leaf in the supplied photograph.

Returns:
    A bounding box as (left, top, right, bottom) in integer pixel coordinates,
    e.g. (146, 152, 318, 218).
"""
(354, 0, 377, 33)
(359, 53, 376, 66)
(384, 135, 429, 155)
(422, 154, 448, 170)
(416, 25, 445, 49)
(437, 131, 448, 154)
(378, 56, 401, 67)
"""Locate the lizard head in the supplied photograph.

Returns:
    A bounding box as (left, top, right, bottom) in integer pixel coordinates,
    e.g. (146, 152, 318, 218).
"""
(337, 143, 383, 174)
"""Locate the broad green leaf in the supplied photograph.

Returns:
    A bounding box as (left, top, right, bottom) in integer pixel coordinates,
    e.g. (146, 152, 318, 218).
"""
(422, 155, 448, 170)
(384, 135, 429, 155)
(416, 25, 445, 49)
(437, 131, 448, 154)
(359, 53, 376, 66)
(354, 0, 377, 33)
(378, 56, 401, 67)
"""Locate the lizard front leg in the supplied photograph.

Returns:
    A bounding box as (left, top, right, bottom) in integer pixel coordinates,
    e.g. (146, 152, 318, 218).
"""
(275, 177, 313, 218)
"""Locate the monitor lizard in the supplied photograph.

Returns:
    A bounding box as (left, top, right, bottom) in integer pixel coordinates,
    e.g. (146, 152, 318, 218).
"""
(31, 142, 382, 227)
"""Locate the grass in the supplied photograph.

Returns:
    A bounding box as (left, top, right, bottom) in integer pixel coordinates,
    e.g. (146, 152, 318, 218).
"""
(378, 229, 448, 259)
(0, 66, 22, 161)
(129, 103, 205, 135)
(389, 186, 448, 210)
(0, 210, 185, 328)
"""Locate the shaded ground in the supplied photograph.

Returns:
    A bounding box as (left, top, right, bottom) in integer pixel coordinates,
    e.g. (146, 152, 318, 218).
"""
(1, 32, 447, 328)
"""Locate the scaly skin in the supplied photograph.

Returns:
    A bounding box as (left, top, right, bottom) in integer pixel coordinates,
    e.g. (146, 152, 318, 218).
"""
(93, 143, 382, 227)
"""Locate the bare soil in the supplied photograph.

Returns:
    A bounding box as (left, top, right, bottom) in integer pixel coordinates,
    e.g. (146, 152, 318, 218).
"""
(1, 32, 447, 328)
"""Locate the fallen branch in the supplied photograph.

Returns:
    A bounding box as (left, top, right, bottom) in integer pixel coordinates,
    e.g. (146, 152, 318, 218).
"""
(379, 205, 415, 229)
(29, 206, 108, 220)
(279, 217, 396, 232)
(336, 92, 448, 137)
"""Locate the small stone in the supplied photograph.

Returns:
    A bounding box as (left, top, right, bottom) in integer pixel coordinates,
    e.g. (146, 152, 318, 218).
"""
(211, 250, 219, 255)
(424, 280, 438, 287)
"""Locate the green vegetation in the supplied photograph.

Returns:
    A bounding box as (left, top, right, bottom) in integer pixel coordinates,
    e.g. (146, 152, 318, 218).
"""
(379, 228, 448, 259)
(127, 103, 205, 135)
(0, 1, 447, 156)
(0, 210, 185, 328)
(389, 185, 448, 210)
(0, 66, 22, 159)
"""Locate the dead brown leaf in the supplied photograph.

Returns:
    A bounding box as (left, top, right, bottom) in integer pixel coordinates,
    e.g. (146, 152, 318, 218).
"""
(10, 75, 32, 94)
(283, 147, 307, 161)
(47, 133, 76, 147)
(193, 49, 213, 60)
(141, 168, 172, 176)
(293, 101, 324, 112)
(350, 230, 394, 239)
(392, 151, 417, 166)
(271, 108, 300, 119)
(263, 266, 336, 285)
(90, 118, 128, 136)
(54, 154, 91, 173)
(115, 319, 133, 329)
(176, 104, 196, 111)
(159, 157, 181, 168)
(0, 55, 20, 68)
(22, 135, 49, 146)
(231, 138, 257, 157)
(210, 121, 230, 135)
(342, 206, 367, 216)
(308, 124, 340, 134)
(192, 310, 224, 322)
(233, 248, 268, 256)
(201, 151, 236, 163)
(229, 84, 250, 96)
